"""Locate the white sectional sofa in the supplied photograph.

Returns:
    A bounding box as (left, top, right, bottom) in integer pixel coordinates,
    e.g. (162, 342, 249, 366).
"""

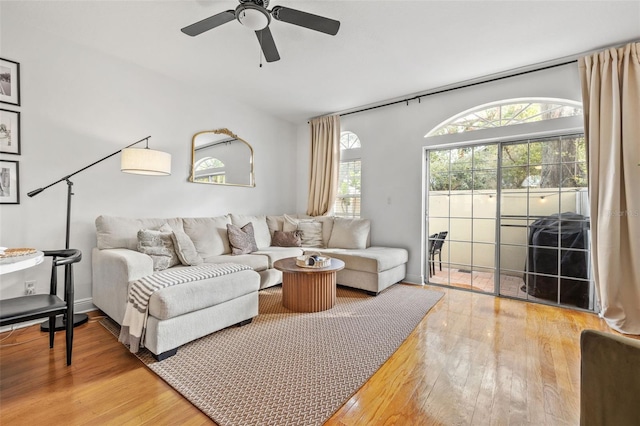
(92, 214, 408, 359)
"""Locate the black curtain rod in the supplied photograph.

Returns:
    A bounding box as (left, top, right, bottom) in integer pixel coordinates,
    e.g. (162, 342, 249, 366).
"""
(336, 59, 577, 119)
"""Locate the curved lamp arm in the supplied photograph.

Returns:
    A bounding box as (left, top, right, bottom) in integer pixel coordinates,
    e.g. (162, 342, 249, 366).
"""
(27, 136, 156, 197)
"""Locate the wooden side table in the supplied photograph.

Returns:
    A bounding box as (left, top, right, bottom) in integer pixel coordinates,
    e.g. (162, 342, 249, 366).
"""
(274, 257, 345, 312)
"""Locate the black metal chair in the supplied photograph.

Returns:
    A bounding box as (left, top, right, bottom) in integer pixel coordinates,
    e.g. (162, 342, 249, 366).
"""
(428, 231, 448, 277)
(0, 249, 82, 365)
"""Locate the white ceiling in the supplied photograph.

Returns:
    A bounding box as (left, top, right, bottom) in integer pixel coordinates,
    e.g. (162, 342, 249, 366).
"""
(7, 1, 640, 123)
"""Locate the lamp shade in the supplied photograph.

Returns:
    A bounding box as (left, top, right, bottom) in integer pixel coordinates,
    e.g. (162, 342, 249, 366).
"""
(121, 148, 171, 176)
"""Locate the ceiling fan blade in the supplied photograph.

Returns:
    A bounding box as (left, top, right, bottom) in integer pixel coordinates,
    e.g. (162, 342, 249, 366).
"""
(255, 27, 280, 62)
(181, 10, 236, 36)
(271, 6, 340, 36)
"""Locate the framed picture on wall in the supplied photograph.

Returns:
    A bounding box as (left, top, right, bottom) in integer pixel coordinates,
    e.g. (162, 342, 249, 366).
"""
(0, 109, 20, 155)
(0, 159, 20, 204)
(0, 58, 20, 106)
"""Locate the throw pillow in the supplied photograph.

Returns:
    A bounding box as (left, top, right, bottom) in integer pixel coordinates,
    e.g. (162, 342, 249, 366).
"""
(227, 222, 259, 255)
(271, 230, 302, 247)
(137, 223, 181, 271)
(282, 214, 300, 233)
(282, 214, 323, 247)
(230, 214, 271, 249)
(182, 215, 232, 257)
(171, 228, 203, 266)
(297, 221, 323, 247)
(327, 217, 371, 249)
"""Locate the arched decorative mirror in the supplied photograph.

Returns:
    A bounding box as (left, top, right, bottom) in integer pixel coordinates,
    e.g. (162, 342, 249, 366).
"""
(189, 128, 255, 187)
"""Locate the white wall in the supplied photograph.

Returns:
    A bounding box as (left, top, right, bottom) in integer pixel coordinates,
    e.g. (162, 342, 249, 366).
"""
(296, 64, 583, 284)
(0, 5, 298, 308)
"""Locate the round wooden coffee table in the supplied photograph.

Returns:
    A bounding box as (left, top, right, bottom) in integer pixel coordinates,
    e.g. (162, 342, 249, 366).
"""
(274, 257, 345, 312)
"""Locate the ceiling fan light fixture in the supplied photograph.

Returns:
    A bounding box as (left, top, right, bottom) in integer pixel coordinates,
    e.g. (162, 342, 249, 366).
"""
(236, 4, 270, 31)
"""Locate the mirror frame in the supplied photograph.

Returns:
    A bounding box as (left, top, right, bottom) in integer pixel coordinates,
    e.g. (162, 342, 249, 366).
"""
(189, 128, 255, 187)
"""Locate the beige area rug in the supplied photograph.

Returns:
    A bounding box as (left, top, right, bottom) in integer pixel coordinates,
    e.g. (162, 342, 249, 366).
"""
(102, 284, 443, 426)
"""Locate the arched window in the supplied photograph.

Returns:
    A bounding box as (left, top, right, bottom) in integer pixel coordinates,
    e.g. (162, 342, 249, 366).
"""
(426, 98, 582, 137)
(335, 131, 361, 218)
(194, 157, 225, 184)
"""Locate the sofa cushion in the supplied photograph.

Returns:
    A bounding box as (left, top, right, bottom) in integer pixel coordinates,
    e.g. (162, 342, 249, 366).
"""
(271, 230, 302, 247)
(283, 214, 323, 247)
(266, 215, 285, 236)
(309, 247, 408, 273)
(227, 223, 259, 255)
(182, 216, 231, 257)
(203, 253, 270, 272)
(96, 215, 184, 250)
(230, 214, 271, 249)
(136, 224, 181, 271)
(328, 217, 371, 249)
(315, 216, 335, 248)
(253, 247, 305, 268)
(171, 228, 203, 266)
(148, 268, 260, 320)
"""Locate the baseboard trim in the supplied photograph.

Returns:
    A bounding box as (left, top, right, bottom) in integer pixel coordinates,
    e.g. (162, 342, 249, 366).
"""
(403, 274, 422, 285)
(75, 297, 97, 314)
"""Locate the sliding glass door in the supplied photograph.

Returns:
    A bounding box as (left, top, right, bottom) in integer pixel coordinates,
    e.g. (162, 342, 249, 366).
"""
(499, 134, 592, 308)
(425, 134, 593, 310)
(426, 144, 498, 293)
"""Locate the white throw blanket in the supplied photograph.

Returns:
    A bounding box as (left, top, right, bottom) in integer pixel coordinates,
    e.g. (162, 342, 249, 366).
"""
(118, 263, 252, 353)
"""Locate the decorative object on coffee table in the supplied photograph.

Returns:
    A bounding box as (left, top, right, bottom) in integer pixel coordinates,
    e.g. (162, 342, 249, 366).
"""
(274, 256, 344, 312)
(295, 253, 331, 268)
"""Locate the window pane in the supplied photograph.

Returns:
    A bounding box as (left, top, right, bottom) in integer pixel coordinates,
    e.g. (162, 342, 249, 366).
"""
(502, 143, 528, 167)
(426, 99, 583, 137)
(502, 166, 529, 189)
(473, 219, 495, 244)
(473, 193, 496, 218)
(500, 220, 528, 246)
(335, 196, 360, 217)
(473, 242, 495, 269)
(449, 193, 472, 218)
(449, 218, 471, 242)
(539, 164, 561, 188)
(474, 144, 498, 170)
(450, 147, 473, 172)
(430, 150, 450, 171)
(473, 170, 497, 190)
(561, 162, 587, 188)
(450, 172, 472, 191)
(529, 191, 559, 217)
(561, 136, 586, 163)
(530, 139, 560, 165)
(447, 241, 471, 267)
(340, 131, 361, 150)
(430, 173, 450, 191)
(500, 245, 527, 275)
(428, 218, 449, 236)
(429, 194, 449, 217)
(501, 190, 528, 216)
(336, 159, 361, 218)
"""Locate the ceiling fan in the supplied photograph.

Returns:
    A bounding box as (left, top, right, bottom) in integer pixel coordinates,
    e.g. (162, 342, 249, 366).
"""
(181, 0, 340, 63)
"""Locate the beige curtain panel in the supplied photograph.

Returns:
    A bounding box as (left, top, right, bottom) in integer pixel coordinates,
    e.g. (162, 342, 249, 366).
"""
(579, 42, 640, 334)
(307, 115, 340, 216)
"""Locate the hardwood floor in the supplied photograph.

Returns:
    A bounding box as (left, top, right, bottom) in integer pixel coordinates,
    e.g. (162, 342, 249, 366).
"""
(0, 285, 615, 425)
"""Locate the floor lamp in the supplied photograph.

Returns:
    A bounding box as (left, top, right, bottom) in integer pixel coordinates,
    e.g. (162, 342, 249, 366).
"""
(27, 136, 171, 331)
